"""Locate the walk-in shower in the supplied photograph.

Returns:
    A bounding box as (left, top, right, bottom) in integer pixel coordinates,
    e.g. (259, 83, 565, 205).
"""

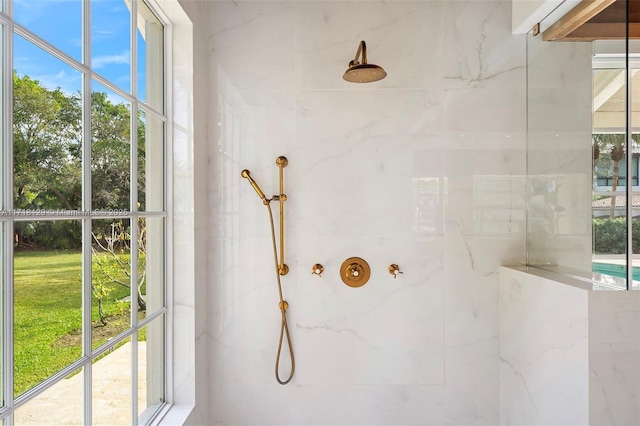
(241, 157, 295, 385)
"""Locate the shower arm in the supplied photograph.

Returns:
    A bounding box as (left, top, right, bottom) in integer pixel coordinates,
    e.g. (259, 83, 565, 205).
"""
(350, 40, 368, 66)
(275, 156, 289, 276)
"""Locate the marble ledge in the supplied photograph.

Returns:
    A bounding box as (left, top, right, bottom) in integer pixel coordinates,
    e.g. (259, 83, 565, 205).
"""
(501, 264, 627, 292)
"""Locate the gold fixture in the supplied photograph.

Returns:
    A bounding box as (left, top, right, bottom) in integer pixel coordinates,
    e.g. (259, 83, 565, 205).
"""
(311, 264, 324, 277)
(241, 156, 294, 385)
(388, 264, 403, 279)
(532, 22, 540, 36)
(343, 40, 387, 83)
(240, 169, 267, 203)
(340, 257, 371, 287)
(275, 156, 288, 276)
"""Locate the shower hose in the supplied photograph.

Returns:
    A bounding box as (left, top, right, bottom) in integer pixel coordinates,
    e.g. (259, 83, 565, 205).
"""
(266, 202, 295, 385)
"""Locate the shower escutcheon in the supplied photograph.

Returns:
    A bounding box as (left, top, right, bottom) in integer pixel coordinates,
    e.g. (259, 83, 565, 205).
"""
(340, 257, 371, 287)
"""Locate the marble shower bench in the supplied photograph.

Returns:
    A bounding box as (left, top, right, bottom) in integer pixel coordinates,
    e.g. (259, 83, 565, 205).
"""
(499, 265, 640, 425)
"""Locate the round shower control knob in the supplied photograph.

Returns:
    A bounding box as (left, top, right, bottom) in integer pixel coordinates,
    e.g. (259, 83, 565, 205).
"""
(340, 257, 370, 288)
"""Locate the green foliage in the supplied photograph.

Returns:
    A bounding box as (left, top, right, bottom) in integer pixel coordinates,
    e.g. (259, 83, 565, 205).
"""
(15, 220, 82, 250)
(12, 72, 146, 250)
(595, 152, 613, 178)
(92, 219, 147, 314)
(14, 250, 133, 396)
(593, 217, 640, 254)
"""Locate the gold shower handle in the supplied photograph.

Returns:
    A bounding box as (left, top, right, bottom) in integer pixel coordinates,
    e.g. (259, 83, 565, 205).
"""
(311, 264, 324, 277)
(241, 169, 267, 203)
(388, 264, 403, 279)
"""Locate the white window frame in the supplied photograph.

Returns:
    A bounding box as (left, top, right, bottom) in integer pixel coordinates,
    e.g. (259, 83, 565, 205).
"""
(0, 0, 196, 423)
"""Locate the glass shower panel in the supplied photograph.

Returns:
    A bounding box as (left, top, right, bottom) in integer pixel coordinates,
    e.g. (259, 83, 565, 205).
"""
(526, 26, 594, 279)
(630, 40, 640, 288)
(591, 34, 630, 288)
(526, 3, 639, 289)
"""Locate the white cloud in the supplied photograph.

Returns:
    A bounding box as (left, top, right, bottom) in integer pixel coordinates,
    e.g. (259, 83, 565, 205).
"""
(33, 69, 82, 95)
(92, 51, 130, 69)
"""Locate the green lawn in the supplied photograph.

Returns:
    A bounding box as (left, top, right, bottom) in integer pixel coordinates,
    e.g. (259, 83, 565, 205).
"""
(14, 250, 137, 397)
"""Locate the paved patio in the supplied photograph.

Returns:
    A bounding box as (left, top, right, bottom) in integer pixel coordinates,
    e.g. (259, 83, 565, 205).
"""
(15, 342, 145, 425)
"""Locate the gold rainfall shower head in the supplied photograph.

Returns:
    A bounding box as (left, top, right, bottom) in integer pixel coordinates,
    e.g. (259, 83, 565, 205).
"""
(343, 40, 387, 83)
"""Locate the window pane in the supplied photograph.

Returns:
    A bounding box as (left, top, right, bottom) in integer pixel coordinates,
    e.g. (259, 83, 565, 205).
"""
(91, 218, 132, 350)
(14, 35, 82, 212)
(0, 226, 4, 406)
(91, 0, 131, 93)
(138, 318, 165, 424)
(14, 0, 82, 62)
(92, 337, 132, 425)
(138, 110, 164, 212)
(592, 62, 629, 287)
(137, 0, 164, 112)
(14, 225, 82, 396)
(138, 217, 164, 321)
(13, 367, 83, 425)
(632, 65, 640, 286)
(91, 81, 131, 211)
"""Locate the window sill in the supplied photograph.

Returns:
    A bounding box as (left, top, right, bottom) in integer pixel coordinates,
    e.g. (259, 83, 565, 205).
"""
(151, 403, 195, 426)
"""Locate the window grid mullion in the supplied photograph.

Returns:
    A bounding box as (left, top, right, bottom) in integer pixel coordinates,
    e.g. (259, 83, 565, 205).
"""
(131, 3, 140, 422)
(81, 0, 92, 424)
(2, 0, 14, 422)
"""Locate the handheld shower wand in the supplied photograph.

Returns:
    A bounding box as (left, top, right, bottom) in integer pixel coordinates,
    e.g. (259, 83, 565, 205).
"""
(240, 158, 295, 385)
(241, 169, 267, 203)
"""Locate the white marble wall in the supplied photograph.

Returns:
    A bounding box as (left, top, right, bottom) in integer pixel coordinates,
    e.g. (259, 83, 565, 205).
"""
(589, 291, 640, 425)
(500, 266, 640, 426)
(500, 266, 590, 425)
(206, 1, 526, 424)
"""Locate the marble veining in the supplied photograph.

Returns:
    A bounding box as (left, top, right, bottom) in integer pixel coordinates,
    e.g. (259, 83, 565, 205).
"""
(206, 0, 526, 424)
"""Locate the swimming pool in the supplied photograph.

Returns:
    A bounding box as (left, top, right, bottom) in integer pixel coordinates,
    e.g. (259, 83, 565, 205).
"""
(592, 262, 640, 280)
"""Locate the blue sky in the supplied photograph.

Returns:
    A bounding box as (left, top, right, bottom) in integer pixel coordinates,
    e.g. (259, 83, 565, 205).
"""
(13, 0, 147, 102)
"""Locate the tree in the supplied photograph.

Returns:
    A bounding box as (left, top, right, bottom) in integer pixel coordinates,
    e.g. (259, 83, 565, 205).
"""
(91, 91, 131, 212)
(91, 220, 147, 315)
(12, 72, 147, 319)
(13, 72, 82, 248)
(12, 73, 138, 248)
(593, 134, 626, 218)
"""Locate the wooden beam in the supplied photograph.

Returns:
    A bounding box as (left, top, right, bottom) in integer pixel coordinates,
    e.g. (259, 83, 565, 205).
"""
(542, 0, 617, 41)
(560, 22, 640, 40)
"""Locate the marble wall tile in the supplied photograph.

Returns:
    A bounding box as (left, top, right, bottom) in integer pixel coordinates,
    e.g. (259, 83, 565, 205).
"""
(210, 384, 445, 426)
(291, 90, 444, 239)
(290, 385, 445, 426)
(499, 267, 590, 425)
(205, 0, 526, 424)
(443, 146, 526, 236)
(208, 2, 294, 90)
(294, 237, 444, 385)
(443, 0, 524, 90)
(294, 1, 444, 90)
(500, 267, 640, 426)
(443, 88, 525, 133)
(589, 291, 640, 426)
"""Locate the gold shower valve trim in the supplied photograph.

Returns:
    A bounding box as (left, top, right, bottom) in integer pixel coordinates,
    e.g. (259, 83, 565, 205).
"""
(340, 257, 371, 287)
(388, 264, 403, 278)
(311, 264, 324, 277)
